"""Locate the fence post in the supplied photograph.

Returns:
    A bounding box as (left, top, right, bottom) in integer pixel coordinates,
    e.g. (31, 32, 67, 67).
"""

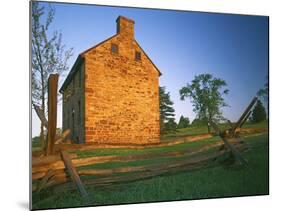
(46, 74, 59, 155)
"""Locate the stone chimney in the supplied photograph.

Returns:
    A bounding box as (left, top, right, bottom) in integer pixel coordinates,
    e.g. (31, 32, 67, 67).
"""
(116, 16, 135, 39)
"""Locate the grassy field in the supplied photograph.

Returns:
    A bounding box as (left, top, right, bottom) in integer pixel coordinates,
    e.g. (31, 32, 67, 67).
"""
(161, 120, 268, 141)
(32, 121, 269, 210)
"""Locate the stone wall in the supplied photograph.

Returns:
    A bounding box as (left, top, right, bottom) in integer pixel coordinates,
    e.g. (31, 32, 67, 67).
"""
(62, 60, 85, 144)
(83, 16, 160, 144)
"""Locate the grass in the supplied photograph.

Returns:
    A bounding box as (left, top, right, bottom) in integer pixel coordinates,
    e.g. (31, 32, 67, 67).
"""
(161, 120, 268, 141)
(71, 136, 220, 158)
(32, 132, 269, 210)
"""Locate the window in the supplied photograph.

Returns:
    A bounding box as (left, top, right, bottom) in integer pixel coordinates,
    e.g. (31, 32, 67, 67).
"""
(135, 51, 141, 61)
(111, 43, 118, 54)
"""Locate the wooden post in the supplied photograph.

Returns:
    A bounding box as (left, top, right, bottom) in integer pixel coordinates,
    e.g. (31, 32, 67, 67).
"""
(232, 97, 257, 133)
(46, 74, 59, 155)
(60, 150, 89, 200)
(239, 111, 252, 128)
(209, 121, 248, 166)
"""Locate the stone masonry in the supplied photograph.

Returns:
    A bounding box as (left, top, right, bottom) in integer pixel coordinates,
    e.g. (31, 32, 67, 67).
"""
(60, 16, 161, 144)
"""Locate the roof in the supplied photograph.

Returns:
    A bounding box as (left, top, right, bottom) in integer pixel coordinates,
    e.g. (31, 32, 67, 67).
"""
(60, 19, 162, 93)
(59, 34, 117, 93)
(134, 40, 162, 77)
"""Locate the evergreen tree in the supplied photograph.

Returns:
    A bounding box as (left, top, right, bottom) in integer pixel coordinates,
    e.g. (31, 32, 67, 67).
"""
(164, 119, 178, 132)
(191, 118, 206, 126)
(159, 86, 176, 133)
(251, 99, 266, 123)
(177, 115, 190, 129)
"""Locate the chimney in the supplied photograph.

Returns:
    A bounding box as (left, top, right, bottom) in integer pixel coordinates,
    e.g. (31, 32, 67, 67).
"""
(116, 16, 135, 39)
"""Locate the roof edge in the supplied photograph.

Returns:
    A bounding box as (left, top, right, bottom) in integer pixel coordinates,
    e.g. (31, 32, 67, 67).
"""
(59, 55, 83, 93)
(134, 39, 162, 76)
(59, 34, 118, 93)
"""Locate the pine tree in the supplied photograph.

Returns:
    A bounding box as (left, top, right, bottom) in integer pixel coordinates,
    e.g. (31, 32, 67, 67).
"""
(159, 86, 176, 133)
(177, 115, 190, 129)
(251, 99, 266, 123)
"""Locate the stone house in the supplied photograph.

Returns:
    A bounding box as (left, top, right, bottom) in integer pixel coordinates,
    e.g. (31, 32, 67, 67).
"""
(59, 16, 161, 144)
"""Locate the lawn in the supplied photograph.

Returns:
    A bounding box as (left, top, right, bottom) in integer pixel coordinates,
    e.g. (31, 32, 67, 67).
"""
(32, 129, 269, 210)
(161, 120, 268, 141)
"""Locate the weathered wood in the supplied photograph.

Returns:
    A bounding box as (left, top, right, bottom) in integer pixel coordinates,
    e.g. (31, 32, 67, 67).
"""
(33, 149, 226, 191)
(36, 169, 55, 193)
(32, 141, 224, 174)
(32, 153, 77, 167)
(33, 103, 48, 129)
(55, 129, 71, 144)
(240, 111, 252, 129)
(60, 150, 89, 200)
(232, 97, 257, 132)
(32, 139, 248, 176)
(46, 74, 59, 155)
(32, 141, 246, 185)
(32, 142, 248, 192)
(209, 121, 248, 166)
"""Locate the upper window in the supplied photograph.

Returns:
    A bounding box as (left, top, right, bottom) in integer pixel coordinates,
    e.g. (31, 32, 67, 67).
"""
(111, 44, 118, 54)
(135, 51, 141, 61)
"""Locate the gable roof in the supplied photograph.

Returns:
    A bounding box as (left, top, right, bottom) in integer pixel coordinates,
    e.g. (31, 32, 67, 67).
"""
(59, 34, 117, 93)
(59, 36, 162, 93)
(134, 40, 162, 77)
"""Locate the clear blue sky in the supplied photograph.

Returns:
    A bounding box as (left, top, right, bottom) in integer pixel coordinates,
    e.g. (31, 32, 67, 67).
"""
(32, 1, 268, 137)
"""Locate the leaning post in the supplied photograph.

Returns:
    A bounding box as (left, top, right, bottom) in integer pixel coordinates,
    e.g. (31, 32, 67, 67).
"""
(46, 74, 59, 155)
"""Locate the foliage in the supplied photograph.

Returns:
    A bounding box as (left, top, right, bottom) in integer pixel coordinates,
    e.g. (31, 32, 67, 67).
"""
(177, 115, 190, 129)
(32, 2, 73, 146)
(164, 119, 177, 133)
(179, 74, 229, 133)
(191, 118, 206, 126)
(257, 77, 269, 103)
(159, 86, 176, 133)
(251, 99, 267, 123)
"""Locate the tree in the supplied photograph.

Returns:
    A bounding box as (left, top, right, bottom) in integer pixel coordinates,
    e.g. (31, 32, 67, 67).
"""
(257, 77, 269, 102)
(164, 119, 177, 132)
(177, 115, 190, 129)
(191, 118, 206, 126)
(251, 99, 266, 123)
(257, 77, 269, 114)
(159, 86, 176, 133)
(32, 2, 73, 147)
(179, 74, 229, 133)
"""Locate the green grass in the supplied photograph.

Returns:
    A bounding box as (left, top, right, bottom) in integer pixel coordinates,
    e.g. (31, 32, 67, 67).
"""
(162, 120, 268, 141)
(32, 132, 269, 209)
(243, 120, 268, 129)
(71, 136, 220, 158)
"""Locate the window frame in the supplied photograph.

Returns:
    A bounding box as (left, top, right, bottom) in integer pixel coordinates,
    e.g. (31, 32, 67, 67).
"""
(135, 51, 141, 61)
(111, 43, 119, 54)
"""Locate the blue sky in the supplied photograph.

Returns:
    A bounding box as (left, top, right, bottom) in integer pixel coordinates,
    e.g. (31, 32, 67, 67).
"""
(32, 1, 268, 137)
